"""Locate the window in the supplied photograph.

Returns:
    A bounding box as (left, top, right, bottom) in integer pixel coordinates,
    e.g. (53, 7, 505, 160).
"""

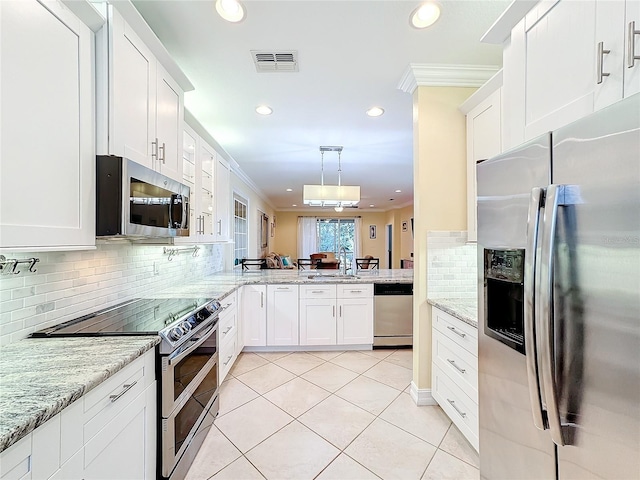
(317, 218, 356, 266)
(233, 195, 248, 268)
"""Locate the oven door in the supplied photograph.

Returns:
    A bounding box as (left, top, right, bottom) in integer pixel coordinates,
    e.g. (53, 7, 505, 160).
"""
(161, 320, 218, 417)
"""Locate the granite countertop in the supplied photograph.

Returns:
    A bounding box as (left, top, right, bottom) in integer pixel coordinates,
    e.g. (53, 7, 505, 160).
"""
(0, 336, 159, 453)
(428, 298, 478, 328)
(0, 269, 412, 453)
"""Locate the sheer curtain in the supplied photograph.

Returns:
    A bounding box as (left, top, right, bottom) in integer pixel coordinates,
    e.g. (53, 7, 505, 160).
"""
(354, 216, 363, 261)
(297, 217, 318, 259)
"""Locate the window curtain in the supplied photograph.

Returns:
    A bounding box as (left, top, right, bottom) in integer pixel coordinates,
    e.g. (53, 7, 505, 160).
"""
(354, 217, 363, 267)
(297, 217, 318, 259)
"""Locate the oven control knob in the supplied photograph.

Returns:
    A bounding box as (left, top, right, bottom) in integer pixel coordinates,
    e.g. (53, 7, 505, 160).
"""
(168, 327, 183, 341)
(181, 321, 192, 332)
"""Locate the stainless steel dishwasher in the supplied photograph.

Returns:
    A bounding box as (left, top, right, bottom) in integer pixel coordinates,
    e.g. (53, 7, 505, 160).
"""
(373, 283, 413, 347)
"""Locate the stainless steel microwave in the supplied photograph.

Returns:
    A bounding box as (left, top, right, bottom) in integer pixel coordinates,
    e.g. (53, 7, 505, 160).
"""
(96, 156, 190, 238)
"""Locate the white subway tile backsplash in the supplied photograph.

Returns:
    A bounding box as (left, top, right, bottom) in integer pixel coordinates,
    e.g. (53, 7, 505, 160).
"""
(427, 231, 478, 299)
(0, 242, 225, 345)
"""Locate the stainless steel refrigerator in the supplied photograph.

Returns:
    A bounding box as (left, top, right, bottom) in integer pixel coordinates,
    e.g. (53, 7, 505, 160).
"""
(477, 93, 640, 479)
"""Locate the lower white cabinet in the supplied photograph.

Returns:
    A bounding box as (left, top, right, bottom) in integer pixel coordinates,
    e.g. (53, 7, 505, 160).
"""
(241, 285, 266, 347)
(431, 306, 478, 451)
(219, 291, 238, 382)
(337, 285, 373, 345)
(266, 285, 299, 346)
(0, 350, 156, 480)
(299, 285, 337, 345)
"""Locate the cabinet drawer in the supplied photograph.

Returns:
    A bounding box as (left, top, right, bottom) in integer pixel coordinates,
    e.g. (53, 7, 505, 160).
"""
(220, 337, 237, 382)
(432, 307, 477, 356)
(433, 366, 478, 451)
(219, 291, 237, 313)
(433, 331, 478, 403)
(219, 308, 237, 346)
(337, 284, 373, 298)
(300, 284, 336, 299)
(82, 351, 154, 442)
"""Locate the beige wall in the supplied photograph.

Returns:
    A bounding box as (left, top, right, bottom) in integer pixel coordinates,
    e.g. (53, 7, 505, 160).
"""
(412, 86, 475, 391)
(398, 204, 414, 262)
(271, 209, 404, 264)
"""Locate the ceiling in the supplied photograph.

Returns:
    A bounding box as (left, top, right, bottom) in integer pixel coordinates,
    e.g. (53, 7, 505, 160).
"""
(133, 0, 509, 211)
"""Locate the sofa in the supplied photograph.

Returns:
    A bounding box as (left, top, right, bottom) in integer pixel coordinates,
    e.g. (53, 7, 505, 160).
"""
(264, 252, 296, 269)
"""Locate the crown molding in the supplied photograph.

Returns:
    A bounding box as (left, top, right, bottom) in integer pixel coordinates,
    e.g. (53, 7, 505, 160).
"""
(397, 64, 501, 94)
(481, 0, 538, 45)
(459, 69, 503, 114)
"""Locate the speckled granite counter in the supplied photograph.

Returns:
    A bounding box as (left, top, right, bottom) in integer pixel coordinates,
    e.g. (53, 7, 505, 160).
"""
(428, 298, 478, 328)
(0, 336, 159, 453)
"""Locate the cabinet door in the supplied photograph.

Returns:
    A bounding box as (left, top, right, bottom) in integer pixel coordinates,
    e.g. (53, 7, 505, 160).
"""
(522, 1, 597, 139)
(83, 382, 156, 480)
(155, 63, 183, 182)
(466, 88, 502, 243)
(337, 298, 373, 345)
(242, 285, 266, 347)
(625, 0, 640, 97)
(0, 0, 94, 250)
(110, 7, 156, 169)
(179, 128, 199, 242)
(267, 285, 299, 346)
(214, 157, 231, 241)
(201, 144, 217, 240)
(299, 299, 337, 345)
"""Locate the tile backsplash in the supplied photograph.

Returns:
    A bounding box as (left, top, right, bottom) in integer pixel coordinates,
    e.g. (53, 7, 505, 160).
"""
(0, 242, 225, 345)
(427, 231, 477, 299)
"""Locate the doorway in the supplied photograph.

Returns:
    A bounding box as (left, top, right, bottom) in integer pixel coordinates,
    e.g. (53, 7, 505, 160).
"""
(386, 224, 393, 269)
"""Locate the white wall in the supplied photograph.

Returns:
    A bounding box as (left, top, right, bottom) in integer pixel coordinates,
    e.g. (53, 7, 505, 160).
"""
(0, 242, 225, 345)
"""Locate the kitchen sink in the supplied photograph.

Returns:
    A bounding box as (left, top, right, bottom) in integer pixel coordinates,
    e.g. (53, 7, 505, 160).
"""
(307, 274, 360, 280)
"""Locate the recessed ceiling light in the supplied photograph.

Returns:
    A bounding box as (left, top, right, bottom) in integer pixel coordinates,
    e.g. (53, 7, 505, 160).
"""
(395, 189, 402, 193)
(215, 0, 245, 23)
(366, 106, 385, 117)
(286, 188, 293, 192)
(292, 204, 297, 207)
(369, 204, 375, 207)
(255, 105, 273, 115)
(410, 2, 441, 29)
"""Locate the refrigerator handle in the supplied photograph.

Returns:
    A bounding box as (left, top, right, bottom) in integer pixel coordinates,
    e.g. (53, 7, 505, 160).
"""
(539, 184, 576, 447)
(524, 187, 547, 431)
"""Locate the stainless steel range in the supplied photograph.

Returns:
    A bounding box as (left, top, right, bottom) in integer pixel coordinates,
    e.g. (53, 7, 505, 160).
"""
(32, 297, 221, 480)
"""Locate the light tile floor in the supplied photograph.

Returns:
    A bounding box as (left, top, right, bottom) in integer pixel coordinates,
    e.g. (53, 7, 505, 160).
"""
(186, 349, 479, 480)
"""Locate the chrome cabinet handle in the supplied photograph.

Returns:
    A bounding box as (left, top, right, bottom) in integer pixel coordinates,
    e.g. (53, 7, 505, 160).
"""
(597, 41, 610, 84)
(223, 355, 233, 366)
(311, 290, 324, 294)
(447, 358, 466, 374)
(350, 290, 362, 293)
(339, 305, 342, 317)
(217, 220, 222, 235)
(159, 142, 166, 164)
(447, 399, 467, 418)
(525, 187, 546, 431)
(152, 138, 158, 161)
(628, 21, 640, 68)
(110, 381, 137, 403)
(223, 326, 232, 334)
(277, 287, 289, 290)
(332, 305, 335, 317)
(260, 292, 264, 308)
(446, 325, 466, 338)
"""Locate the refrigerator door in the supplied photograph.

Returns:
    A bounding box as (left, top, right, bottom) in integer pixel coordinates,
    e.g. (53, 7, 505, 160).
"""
(551, 94, 640, 479)
(477, 135, 556, 479)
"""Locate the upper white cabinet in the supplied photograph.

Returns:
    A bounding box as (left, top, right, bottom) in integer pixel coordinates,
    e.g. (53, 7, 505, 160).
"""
(96, 4, 187, 182)
(214, 156, 232, 242)
(0, 0, 95, 251)
(459, 72, 502, 243)
(594, 0, 640, 109)
(502, 0, 640, 147)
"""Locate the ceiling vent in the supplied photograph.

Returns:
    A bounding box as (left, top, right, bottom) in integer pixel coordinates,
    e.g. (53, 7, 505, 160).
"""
(251, 50, 299, 72)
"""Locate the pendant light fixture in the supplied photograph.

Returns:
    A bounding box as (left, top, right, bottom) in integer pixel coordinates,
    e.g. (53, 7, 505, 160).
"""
(303, 146, 360, 209)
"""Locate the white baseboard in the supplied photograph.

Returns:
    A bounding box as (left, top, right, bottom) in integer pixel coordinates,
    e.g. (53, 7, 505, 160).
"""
(409, 381, 438, 406)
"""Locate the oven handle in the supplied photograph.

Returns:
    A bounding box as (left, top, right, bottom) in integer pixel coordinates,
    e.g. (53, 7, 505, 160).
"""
(169, 321, 217, 366)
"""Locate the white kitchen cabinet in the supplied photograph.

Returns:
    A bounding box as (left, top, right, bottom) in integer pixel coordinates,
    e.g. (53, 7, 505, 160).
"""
(180, 127, 198, 242)
(0, 0, 95, 251)
(219, 291, 238, 382)
(242, 285, 267, 347)
(299, 285, 337, 346)
(431, 306, 478, 451)
(97, 5, 184, 182)
(266, 285, 299, 346)
(336, 285, 373, 345)
(595, 0, 640, 110)
(0, 350, 156, 480)
(201, 143, 218, 239)
(460, 73, 502, 243)
(214, 156, 232, 242)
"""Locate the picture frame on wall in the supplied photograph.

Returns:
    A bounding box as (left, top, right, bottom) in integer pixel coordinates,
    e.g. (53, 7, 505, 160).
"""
(369, 225, 376, 239)
(402, 221, 408, 232)
(270, 222, 275, 237)
(260, 212, 269, 248)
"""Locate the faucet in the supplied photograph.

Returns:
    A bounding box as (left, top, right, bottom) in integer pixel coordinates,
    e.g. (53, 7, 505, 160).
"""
(338, 246, 348, 275)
